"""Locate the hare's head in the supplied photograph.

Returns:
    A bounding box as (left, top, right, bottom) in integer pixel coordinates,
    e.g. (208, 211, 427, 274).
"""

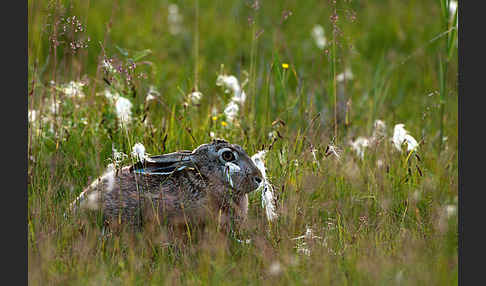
(190, 139, 263, 196)
(132, 139, 263, 196)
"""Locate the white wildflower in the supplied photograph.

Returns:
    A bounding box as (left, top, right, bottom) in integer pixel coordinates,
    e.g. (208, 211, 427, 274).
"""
(28, 109, 37, 123)
(349, 137, 370, 159)
(102, 59, 116, 74)
(217, 74, 247, 123)
(112, 146, 128, 165)
(305, 227, 315, 239)
(252, 151, 268, 181)
(224, 101, 240, 122)
(216, 75, 241, 95)
(105, 89, 133, 124)
(348, 119, 387, 159)
(262, 186, 277, 220)
(104, 89, 116, 100)
(445, 204, 457, 218)
(216, 74, 247, 103)
(325, 144, 341, 160)
(392, 124, 418, 152)
(292, 226, 323, 256)
(311, 25, 327, 50)
(251, 151, 278, 221)
(188, 91, 203, 105)
(131, 143, 146, 162)
(62, 81, 85, 98)
(145, 94, 156, 102)
(168, 4, 183, 35)
(209, 131, 215, 138)
(235, 238, 252, 244)
(234, 90, 246, 104)
(336, 68, 354, 82)
(115, 97, 133, 124)
(146, 85, 160, 102)
(371, 119, 387, 141)
(292, 226, 322, 241)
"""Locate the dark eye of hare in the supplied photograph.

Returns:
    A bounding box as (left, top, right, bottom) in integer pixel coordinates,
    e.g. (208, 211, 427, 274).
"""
(221, 150, 235, 162)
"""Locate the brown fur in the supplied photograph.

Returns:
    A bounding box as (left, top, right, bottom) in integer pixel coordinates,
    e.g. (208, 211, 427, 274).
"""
(71, 139, 262, 233)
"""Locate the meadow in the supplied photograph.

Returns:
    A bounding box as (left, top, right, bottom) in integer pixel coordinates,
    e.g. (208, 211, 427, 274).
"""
(28, 0, 458, 284)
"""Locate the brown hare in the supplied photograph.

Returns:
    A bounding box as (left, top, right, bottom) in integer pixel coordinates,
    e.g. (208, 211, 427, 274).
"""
(70, 139, 263, 233)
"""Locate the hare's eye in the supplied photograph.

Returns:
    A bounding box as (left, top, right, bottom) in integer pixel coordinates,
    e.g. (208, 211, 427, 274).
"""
(221, 150, 235, 162)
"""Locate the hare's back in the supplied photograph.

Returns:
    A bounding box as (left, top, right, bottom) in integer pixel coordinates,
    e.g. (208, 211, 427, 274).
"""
(103, 166, 214, 225)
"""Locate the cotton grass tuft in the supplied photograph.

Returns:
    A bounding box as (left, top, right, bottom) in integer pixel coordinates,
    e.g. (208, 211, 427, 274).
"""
(112, 146, 128, 166)
(311, 25, 327, 50)
(349, 119, 387, 159)
(60, 81, 86, 98)
(168, 4, 183, 35)
(349, 137, 370, 159)
(292, 226, 323, 256)
(445, 204, 457, 218)
(188, 91, 203, 105)
(104, 89, 133, 124)
(28, 109, 37, 123)
(251, 151, 278, 221)
(324, 144, 341, 160)
(392, 123, 418, 152)
(145, 85, 160, 102)
(336, 68, 354, 82)
(131, 143, 147, 162)
(216, 74, 247, 123)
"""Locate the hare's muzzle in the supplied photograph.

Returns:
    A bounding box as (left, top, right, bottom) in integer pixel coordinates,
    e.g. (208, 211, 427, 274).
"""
(249, 170, 263, 192)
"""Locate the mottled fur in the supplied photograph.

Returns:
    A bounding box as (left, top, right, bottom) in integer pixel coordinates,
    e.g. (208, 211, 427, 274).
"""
(70, 139, 262, 232)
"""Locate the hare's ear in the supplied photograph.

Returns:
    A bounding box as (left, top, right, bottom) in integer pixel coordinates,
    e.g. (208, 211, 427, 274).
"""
(130, 152, 196, 175)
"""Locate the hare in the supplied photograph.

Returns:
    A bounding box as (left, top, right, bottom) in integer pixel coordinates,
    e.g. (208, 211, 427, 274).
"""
(70, 139, 263, 232)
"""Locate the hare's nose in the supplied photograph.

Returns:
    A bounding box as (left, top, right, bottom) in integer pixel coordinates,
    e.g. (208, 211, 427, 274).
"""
(254, 176, 263, 185)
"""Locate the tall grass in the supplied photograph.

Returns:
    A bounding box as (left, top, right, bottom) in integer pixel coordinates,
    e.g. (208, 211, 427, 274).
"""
(28, 0, 457, 285)
(438, 0, 458, 154)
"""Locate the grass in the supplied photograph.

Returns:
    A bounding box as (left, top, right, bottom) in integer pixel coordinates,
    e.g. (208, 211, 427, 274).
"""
(28, 0, 458, 284)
